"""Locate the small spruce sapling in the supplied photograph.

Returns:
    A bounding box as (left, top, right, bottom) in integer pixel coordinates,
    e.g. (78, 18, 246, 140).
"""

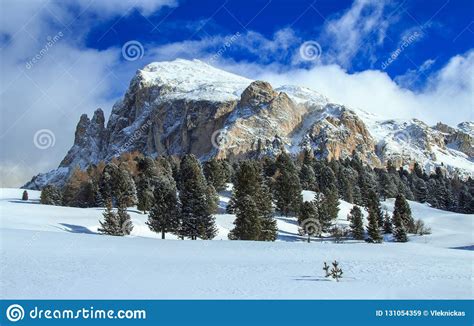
(323, 261, 343, 282)
(323, 262, 331, 277)
(22, 190, 28, 201)
(331, 260, 343, 282)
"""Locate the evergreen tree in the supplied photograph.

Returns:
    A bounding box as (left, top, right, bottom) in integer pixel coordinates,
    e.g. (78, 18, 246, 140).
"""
(179, 155, 217, 240)
(392, 209, 408, 242)
(115, 165, 137, 207)
(413, 177, 428, 203)
(40, 185, 62, 205)
(314, 193, 332, 232)
(325, 185, 340, 220)
(379, 171, 397, 200)
(98, 200, 121, 235)
(147, 176, 180, 239)
(203, 159, 228, 192)
(274, 152, 302, 216)
(393, 194, 415, 233)
(136, 177, 154, 214)
(299, 163, 317, 191)
(383, 211, 392, 234)
(257, 183, 278, 241)
(366, 190, 383, 227)
(348, 206, 364, 240)
(366, 208, 382, 243)
(298, 201, 319, 242)
(99, 163, 118, 204)
(22, 190, 28, 201)
(136, 156, 158, 214)
(228, 160, 277, 241)
(228, 195, 261, 240)
(117, 204, 133, 235)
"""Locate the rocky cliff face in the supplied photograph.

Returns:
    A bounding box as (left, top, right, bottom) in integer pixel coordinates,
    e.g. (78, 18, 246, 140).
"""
(24, 59, 474, 189)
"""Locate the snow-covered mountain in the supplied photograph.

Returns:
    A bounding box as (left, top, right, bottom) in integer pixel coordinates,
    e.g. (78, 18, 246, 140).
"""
(24, 59, 473, 189)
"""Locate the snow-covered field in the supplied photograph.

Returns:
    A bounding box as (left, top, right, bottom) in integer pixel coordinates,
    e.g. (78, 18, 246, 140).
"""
(0, 187, 472, 299)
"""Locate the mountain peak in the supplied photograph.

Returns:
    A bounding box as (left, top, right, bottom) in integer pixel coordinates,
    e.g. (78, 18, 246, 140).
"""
(135, 58, 253, 102)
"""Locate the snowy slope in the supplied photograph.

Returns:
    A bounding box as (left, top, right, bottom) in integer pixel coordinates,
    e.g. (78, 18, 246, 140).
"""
(137, 59, 253, 102)
(1, 188, 472, 299)
(354, 108, 473, 177)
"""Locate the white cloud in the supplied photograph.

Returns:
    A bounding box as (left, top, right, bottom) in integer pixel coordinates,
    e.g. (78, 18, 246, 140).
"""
(0, 0, 175, 187)
(319, 0, 391, 68)
(226, 51, 473, 126)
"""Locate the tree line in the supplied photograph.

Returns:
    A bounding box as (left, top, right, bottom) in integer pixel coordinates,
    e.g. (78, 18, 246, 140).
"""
(39, 150, 473, 241)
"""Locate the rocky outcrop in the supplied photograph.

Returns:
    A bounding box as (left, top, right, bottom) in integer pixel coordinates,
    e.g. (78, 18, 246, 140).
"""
(434, 122, 474, 158)
(23, 59, 474, 189)
(59, 109, 106, 169)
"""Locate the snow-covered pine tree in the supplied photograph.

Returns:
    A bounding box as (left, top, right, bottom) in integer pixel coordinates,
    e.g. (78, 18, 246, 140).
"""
(98, 199, 120, 235)
(40, 185, 62, 205)
(203, 158, 228, 192)
(392, 209, 408, 242)
(413, 177, 428, 203)
(147, 176, 180, 239)
(383, 210, 392, 234)
(274, 152, 302, 216)
(228, 195, 261, 240)
(137, 177, 154, 214)
(348, 206, 364, 240)
(314, 192, 332, 232)
(257, 182, 278, 241)
(379, 171, 397, 200)
(366, 190, 383, 227)
(298, 201, 318, 242)
(115, 165, 137, 208)
(178, 155, 217, 240)
(325, 185, 340, 220)
(136, 156, 158, 214)
(117, 204, 133, 236)
(22, 190, 28, 201)
(99, 163, 119, 204)
(366, 206, 382, 243)
(299, 163, 317, 191)
(228, 160, 277, 241)
(393, 193, 415, 233)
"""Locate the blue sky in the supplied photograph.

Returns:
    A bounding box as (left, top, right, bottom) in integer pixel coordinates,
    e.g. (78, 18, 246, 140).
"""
(83, 0, 473, 84)
(0, 0, 473, 186)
